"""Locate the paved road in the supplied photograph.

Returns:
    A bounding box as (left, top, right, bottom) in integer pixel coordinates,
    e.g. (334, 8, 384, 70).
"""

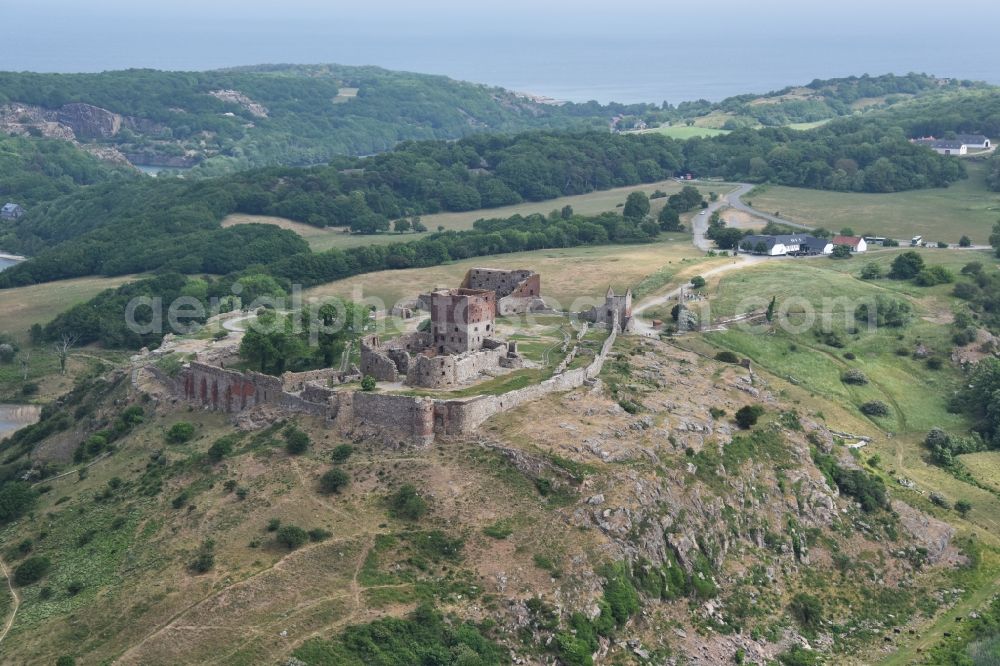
(720, 184, 813, 231)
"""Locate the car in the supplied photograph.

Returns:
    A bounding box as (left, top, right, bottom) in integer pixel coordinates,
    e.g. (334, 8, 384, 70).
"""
(699, 210, 707, 215)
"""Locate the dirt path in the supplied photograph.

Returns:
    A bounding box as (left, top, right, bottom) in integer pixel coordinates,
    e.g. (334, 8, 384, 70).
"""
(0, 556, 20, 647)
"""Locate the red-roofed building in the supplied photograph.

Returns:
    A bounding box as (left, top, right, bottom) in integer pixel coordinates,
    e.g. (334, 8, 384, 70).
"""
(831, 235, 867, 253)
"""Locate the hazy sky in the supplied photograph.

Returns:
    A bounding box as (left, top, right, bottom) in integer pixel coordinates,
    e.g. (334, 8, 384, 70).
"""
(4, 1, 1000, 103)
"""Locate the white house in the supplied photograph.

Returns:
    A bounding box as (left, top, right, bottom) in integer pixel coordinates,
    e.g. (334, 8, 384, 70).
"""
(914, 138, 969, 155)
(832, 235, 867, 253)
(740, 234, 833, 256)
(956, 134, 991, 149)
(1, 203, 25, 220)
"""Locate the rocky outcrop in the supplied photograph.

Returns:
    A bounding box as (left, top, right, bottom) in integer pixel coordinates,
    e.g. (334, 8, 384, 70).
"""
(58, 103, 122, 138)
(209, 90, 269, 118)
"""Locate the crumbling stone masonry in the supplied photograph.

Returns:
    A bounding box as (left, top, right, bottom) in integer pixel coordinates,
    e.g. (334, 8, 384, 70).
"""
(582, 286, 634, 332)
(460, 268, 544, 315)
(172, 311, 618, 446)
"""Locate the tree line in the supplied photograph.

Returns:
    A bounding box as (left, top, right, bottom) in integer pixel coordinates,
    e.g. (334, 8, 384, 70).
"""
(37, 210, 661, 349)
(0, 120, 969, 287)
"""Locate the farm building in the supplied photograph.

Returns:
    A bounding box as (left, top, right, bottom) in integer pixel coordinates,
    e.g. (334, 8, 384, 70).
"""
(739, 234, 833, 257)
(831, 235, 867, 253)
(956, 134, 991, 149)
(1, 203, 25, 220)
(913, 138, 969, 155)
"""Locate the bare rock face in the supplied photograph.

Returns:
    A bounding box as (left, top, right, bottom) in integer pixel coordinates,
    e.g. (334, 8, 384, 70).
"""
(892, 500, 964, 565)
(58, 103, 122, 138)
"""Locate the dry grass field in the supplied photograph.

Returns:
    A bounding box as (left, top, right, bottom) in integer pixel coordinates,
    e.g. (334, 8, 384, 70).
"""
(302, 239, 714, 311)
(0, 275, 137, 344)
(221, 179, 734, 252)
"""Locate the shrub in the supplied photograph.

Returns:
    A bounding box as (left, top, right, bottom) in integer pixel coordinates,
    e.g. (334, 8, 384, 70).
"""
(690, 275, 706, 289)
(284, 426, 310, 455)
(914, 265, 955, 286)
(735, 405, 765, 429)
(841, 369, 868, 385)
(206, 435, 236, 462)
(843, 352, 856, 360)
(855, 295, 912, 328)
(930, 493, 952, 510)
(831, 244, 852, 259)
(276, 525, 309, 550)
(603, 563, 640, 626)
(860, 262, 883, 280)
(13, 556, 51, 586)
(889, 251, 925, 279)
(360, 375, 377, 391)
(959, 235, 972, 247)
(319, 468, 350, 494)
(331, 444, 354, 463)
(267, 518, 281, 532)
(926, 357, 943, 370)
(308, 528, 332, 542)
(956, 499, 972, 517)
(66, 580, 84, 596)
(56, 657, 76, 666)
(709, 407, 726, 419)
(165, 422, 195, 444)
(714, 351, 740, 364)
(483, 520, 514, 539)
(388, 484, 428, 521)
(789, 593, 824, 636)
(860, 401, 890, 417)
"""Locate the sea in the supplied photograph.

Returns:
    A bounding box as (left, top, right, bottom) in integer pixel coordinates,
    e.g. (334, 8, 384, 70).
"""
(2, 7, 1000, 105)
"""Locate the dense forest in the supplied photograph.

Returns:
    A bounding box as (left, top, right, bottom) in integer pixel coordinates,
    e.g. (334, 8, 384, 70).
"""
(38, 210, 662, 348)
(0, 134, 133, 206)
(0, 115, 967, 286)
(619, 73, 984, 130)
(0, 65, 642, 173)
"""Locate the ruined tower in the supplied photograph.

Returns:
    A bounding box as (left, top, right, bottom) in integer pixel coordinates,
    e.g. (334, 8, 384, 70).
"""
(429, 288, 496, 355)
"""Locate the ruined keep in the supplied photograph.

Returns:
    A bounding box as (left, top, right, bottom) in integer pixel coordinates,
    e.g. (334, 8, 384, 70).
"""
(429, 288, 495, 354)
(361, 285, 523, 389)
(460, 268, 544, 315)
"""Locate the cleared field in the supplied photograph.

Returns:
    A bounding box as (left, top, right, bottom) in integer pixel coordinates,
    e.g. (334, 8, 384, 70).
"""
(748, 162, 1000, 243)
(786, 120, 829, 131)
(640, 125, 730, 139)
(0, 275, 137, 344)
(303, 239, 709, 311)
(961, 451, 1000, 494)
(223, 179, 733, 253)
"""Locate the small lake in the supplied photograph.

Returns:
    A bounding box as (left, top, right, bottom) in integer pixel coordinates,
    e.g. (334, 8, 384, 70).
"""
(0, 404, 41, 440)
(0, 257, 15, 271)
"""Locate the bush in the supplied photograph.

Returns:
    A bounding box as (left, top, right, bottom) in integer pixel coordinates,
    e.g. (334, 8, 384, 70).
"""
(914, 265, 954, 286)
(56, 657, 76, 666)
(831, 244, 852, 259)
(789, 593, 824, 636)
(166, 422, 195, 444)
(388, 484, 428, 521)
(276, 525, 309, 550)
(331, 444, 354, 463)
(714, 351, 740, 364)
(360, 375, 377, 391)
(284, 426, 310, 455)
(959, 235, 972, 247)
(267, 518, 281, 532)
(860, 262, 883, 280)
(206, 435, 236, 462)
(308, 528, 332, 542)
(926, 357, 943, 370)
(319, 468, 350, 494)
(690, 275, 706, 289)
(889, 251, 925, 279)
(956, 499, 972, 517)
(841, 369, 868, 385)
(860, 401, 890, 417)
(735, 405, 765, 429)
(13, 556, 51, 586)
(855, 295, 912, 328)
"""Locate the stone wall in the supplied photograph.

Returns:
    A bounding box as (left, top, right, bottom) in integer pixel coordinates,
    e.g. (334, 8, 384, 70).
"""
(352, 392, 435, 445)
(281, 368, 342, 392)
(360, 342, 400, 382)
(170, 312, 618, 445)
